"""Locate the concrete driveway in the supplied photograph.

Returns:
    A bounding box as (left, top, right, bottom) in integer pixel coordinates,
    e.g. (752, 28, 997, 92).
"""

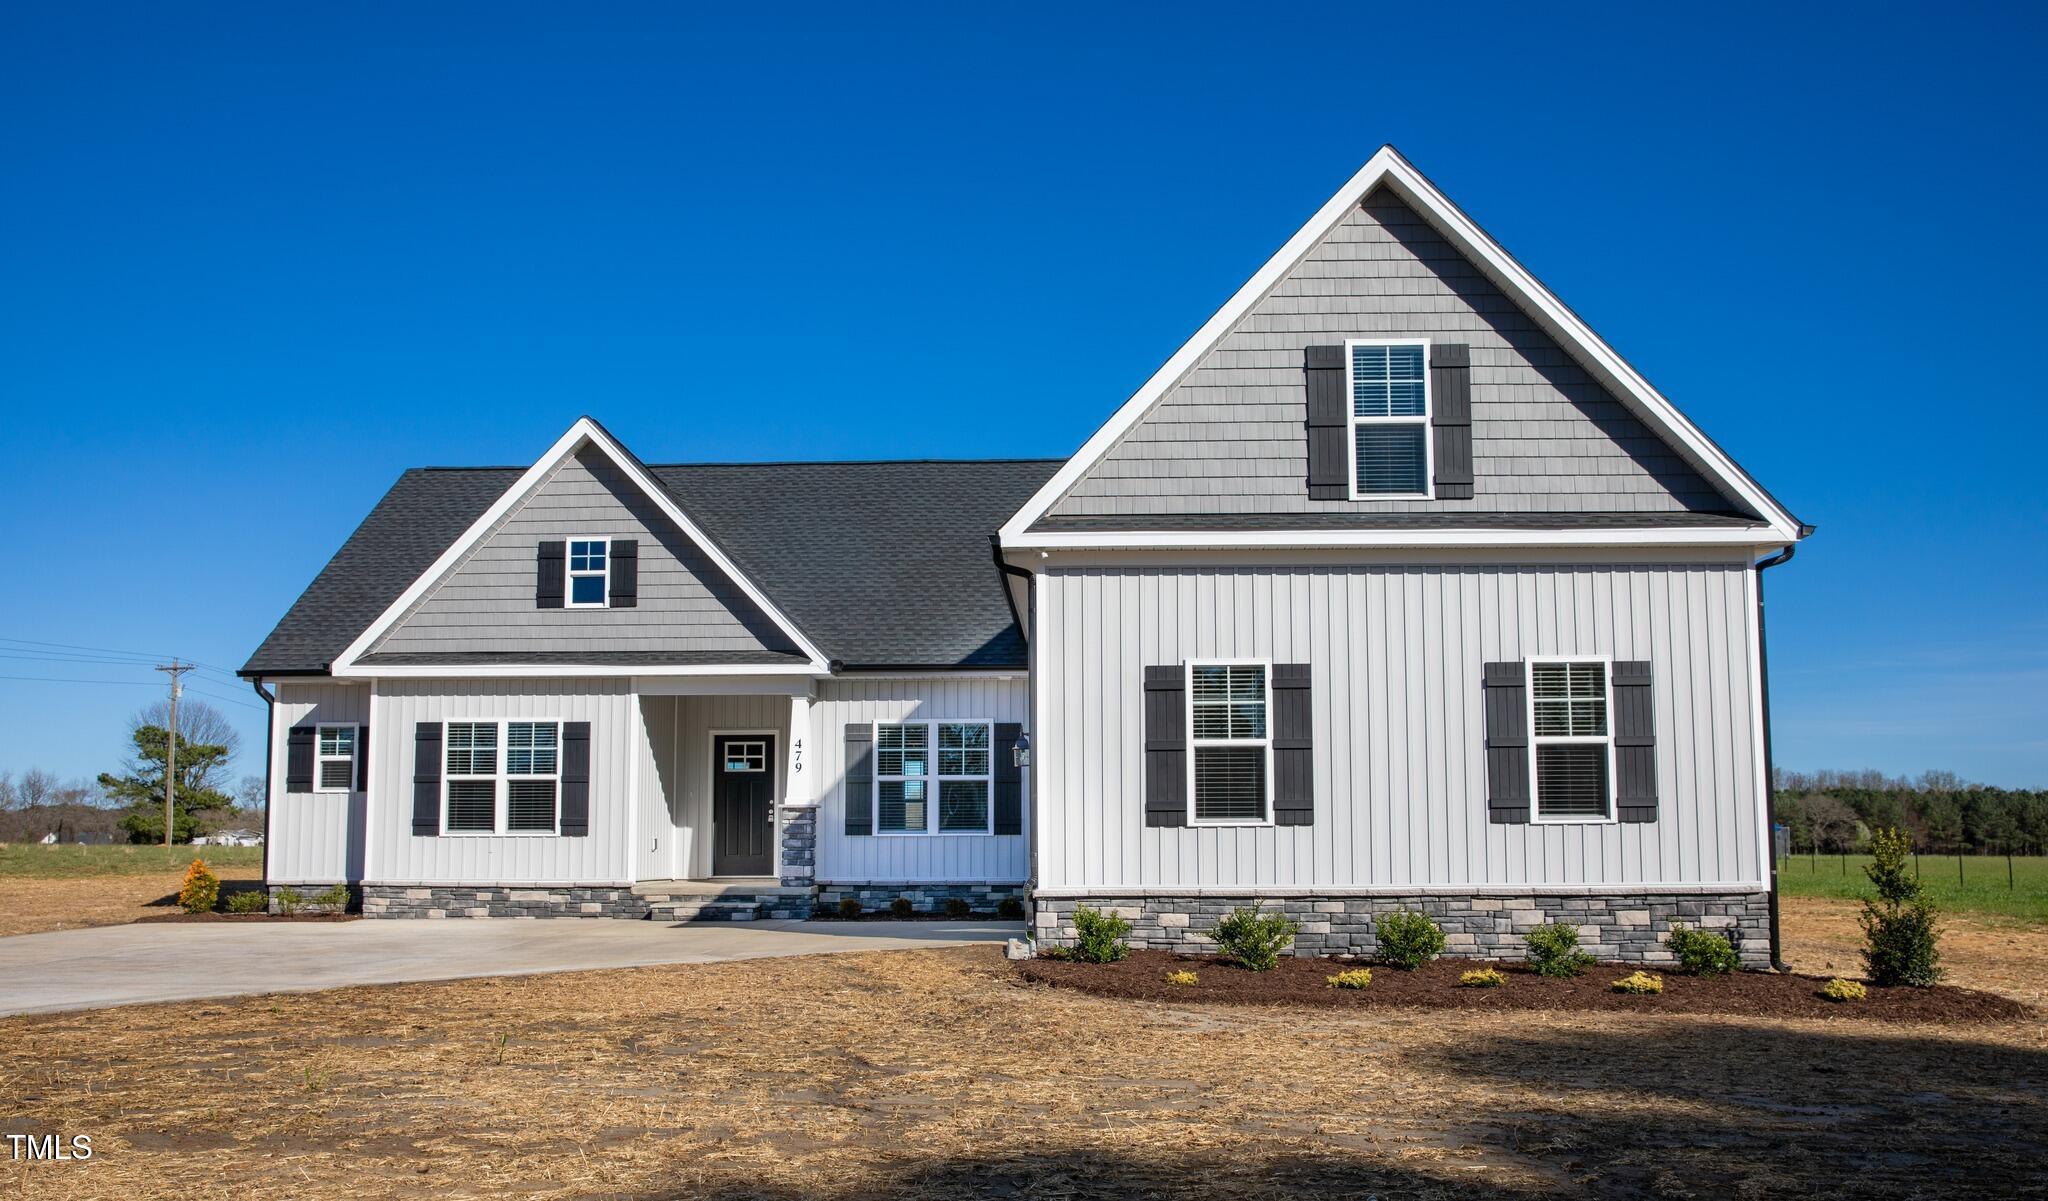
(0, 918, 1021, 1016)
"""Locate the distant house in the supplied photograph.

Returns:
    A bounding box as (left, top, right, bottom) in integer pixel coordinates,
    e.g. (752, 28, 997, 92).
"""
(242, 147, 1807, 964)
(196, 829, 263, 847)
(38, 832, 57, 845)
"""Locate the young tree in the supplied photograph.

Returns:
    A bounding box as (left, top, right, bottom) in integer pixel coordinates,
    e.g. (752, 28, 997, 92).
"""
(98, 702, 236, 844)
(1860, 827, 1942, 986)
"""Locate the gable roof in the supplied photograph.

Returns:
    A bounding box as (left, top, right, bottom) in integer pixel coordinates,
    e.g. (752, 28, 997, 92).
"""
(240, 437, 1060, 677)
(999, 146, 1807, 549)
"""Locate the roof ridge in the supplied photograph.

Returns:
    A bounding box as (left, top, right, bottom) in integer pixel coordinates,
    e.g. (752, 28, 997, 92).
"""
(416, 457, 1067, 472)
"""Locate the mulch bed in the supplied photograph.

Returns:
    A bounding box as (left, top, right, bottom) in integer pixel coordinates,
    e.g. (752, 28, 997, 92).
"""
(134, 912, 359, 924)
(1015, 949, 2033, 1023)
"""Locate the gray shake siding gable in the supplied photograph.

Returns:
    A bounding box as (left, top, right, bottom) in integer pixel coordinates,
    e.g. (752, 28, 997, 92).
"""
(373, 446, 798, 659)
(1047, 188, 1744, 519)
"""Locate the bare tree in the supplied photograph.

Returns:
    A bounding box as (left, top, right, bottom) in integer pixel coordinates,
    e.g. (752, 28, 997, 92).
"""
(1805, 795, 1862, 853)
(235, 773, 267, 813)
(130, 699, 240, 791)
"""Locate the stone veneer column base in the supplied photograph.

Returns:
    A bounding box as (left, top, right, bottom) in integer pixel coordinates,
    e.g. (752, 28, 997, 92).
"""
(359, 885, 649, 919)
(814, 882, 1027, 916)
(1030, 890, 1773, 968)
(779, 804, 817, 888)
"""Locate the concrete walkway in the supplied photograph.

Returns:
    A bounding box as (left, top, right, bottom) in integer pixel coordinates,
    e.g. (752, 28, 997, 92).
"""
(0, 918, 1021, 1016)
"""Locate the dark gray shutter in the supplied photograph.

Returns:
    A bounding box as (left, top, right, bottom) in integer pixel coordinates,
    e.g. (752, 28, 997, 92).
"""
(609, 539, 638, 608)
(1144, 665, 1187, 827)
(1432, 343, 1474, 499)
(844, 724, 874, 835)
(1612, 661, 1657, 823)
(559, 721, 591, 835)
(536, 540, 566, 608)
(355, 723, 370, 792)
(1305, 345, 1349, 500)
(411, 722, 442, 834)
(1482, 662, 1530, 824)
(1271, 664, 1313, 826)
(285, 725, 314, 794)
(993, 722, 1023, 835)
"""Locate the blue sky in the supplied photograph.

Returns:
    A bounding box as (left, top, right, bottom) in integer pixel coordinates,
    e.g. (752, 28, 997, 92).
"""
(3, 2, 2044, 791)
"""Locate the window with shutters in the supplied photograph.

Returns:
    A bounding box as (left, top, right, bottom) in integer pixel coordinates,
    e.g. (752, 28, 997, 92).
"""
(873, 720, 993, 835)
(1188, 661, 1271, 824)
(566, 537, 609, 608)
(1528, 659, 1614, 822)
(443, 720, 561, 834)
(314, 725, 356, 794)
(1346, 339, 1432, 498)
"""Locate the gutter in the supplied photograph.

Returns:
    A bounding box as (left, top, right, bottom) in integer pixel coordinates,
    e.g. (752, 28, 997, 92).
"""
(250, 678, 276, 889)
(990, 534, 1033, 649)
(1754, 531, 1808, 971)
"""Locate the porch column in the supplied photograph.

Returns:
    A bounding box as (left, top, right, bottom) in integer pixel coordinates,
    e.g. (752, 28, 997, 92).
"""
(779, 693, 817, 888)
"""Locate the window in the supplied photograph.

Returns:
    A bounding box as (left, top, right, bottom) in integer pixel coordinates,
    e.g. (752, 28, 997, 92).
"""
(1529, 660, 1613, 822)
(444, 720, 561, 834)
(873, 720, 992, 834)
(567, 538, 608, 607)
(314, 725, 356, 793)
(1188, 662, 1269, 823)
(1347, 340, 1431, 498)
(723, 740, 767, 772)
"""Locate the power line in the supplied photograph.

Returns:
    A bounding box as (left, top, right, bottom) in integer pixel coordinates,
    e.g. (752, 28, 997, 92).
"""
(0, 637, 238, 678)
(0, 673, 264, 710)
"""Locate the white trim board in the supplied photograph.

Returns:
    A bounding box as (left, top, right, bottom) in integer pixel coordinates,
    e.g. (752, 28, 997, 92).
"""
(1004, 527, 1786, 552)
(997, 145, 1805, 546)
(329, 417, 831, 675)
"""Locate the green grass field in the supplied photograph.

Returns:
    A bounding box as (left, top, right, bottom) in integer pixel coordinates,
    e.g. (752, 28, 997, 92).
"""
(1777, 853, 2048, 924)
(0, 842, 264, 878)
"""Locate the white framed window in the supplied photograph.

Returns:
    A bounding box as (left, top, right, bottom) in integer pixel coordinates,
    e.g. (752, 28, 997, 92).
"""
(1346, 338, 1432, 499)
(722, 739, 768, 772)
(1187, 661, 1271, 825)
(1528, 659, 1614, 823)
(873, 720, 992, 835)
(314, 724, 356, 793)
(444, 719, 561, 835)
(566, 537, 609, 608)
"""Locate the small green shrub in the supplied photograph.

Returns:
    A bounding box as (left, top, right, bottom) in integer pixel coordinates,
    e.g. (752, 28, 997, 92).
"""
(837, 896, 863, 919)
(890, 896, 915, 919)
(1211, 906, 1300, 972)
(1820, 977, 1867, 1003)
(944, 897, 971, 919)
(1860, 828, 1943, 986)
(1666, 922, 1741, 975)
(1165, 969, 1199, 986)
(1326, 967, 1373, 990)
(1611, 970, 1663, 995)
(224, 889, 268, 914)
(1525, 922, 1594, 978)
(274, 887, 304, 917)
(1070, 905, 1131, 964)
(1459, 968, 1507, 988)
(178, 859, 219, 914)
(1375, 909, 1447, 969)
(997, 897, 1026, 920)
(312, 883, 351, 913)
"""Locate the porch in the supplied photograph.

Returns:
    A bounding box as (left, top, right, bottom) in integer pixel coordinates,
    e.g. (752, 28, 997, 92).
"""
(633, 878, 814, 922)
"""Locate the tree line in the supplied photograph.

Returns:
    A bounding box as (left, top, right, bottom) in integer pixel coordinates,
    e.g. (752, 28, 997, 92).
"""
(1774, 768, 2048, 855)
(0, 700, 263, 844)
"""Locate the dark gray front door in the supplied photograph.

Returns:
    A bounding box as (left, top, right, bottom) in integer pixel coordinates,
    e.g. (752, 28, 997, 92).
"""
(712, 734, 776, 876)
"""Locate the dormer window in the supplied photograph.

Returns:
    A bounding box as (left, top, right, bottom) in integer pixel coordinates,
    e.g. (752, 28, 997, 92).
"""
(1347, 339, 1432, 498)
(567, 538, 609, 607)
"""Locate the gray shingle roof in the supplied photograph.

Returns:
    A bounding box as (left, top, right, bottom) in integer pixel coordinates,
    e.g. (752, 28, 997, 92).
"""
(241, 459, 1062, 677)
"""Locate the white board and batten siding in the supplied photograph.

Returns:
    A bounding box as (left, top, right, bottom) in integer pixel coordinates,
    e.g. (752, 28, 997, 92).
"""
(1034, 558, 1765, 893)
(812, 677, 1031, 885)
(268, 681, 369, 883)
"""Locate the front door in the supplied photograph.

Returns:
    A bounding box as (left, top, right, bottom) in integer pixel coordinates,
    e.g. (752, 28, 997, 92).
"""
(711, 734, 776, 876)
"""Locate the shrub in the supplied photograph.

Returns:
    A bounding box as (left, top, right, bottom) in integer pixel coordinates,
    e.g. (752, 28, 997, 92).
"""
(274, 887, 304, 917)
(1820, 977, 1867, 1003)
(1459, 968, 1507, 988)
(837, 896, 863, 919)
(1165, 969, 1199, 987)
(944, 897, 971, 919)
(1070, 905, 1131, 964)
(1611, 970, 1663, 995)
(890, 896, 915, 919)
(1326, 967, 1373, 990)
(1211, 906, 1300, 972)
(1666, 922, 1741, 975)
(997, 897, 1026, 920)
(1524, 922, 1594, 978)
(1860, 828, 1943, 986)
(224, 889, 268, 914)
(178, 859, 220, 914)
(1375, 909, 1447, 970)
(312, 883, 351, 913)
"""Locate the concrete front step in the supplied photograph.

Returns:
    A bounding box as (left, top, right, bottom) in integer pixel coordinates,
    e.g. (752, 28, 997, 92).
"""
(648, 900, 764, 923)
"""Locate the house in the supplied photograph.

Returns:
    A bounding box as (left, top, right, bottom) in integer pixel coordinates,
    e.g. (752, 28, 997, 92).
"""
(240, 147, 1806, 963)
(195, 828, 263, 847)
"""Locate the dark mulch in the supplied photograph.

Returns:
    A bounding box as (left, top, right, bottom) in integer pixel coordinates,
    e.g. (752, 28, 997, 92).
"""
(134, 912, 359, 924)
(1015, 949, 2033, 1023)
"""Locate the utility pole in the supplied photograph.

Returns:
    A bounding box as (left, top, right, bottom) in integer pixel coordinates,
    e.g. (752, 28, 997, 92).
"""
(155, 661, 192, 848)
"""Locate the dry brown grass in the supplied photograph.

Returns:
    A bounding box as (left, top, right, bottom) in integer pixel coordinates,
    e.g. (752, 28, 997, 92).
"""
(0, 869, 262, 939)
(1781, 895, 2048, 1009)
(4, 939, 2043, 1200)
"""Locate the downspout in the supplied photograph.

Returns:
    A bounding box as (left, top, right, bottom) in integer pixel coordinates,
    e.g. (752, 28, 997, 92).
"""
(1754, 537, 1805, 971)
(250, 677, 276, 889)
(990, 534, 1032, 648)
(991, 535, 1039, 912)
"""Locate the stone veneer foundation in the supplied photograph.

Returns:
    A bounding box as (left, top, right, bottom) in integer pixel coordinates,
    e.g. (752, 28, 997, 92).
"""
(1031, 890, 1773, 967)
(359, 885, 647, 919)
(814, 882, 1027, 915)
